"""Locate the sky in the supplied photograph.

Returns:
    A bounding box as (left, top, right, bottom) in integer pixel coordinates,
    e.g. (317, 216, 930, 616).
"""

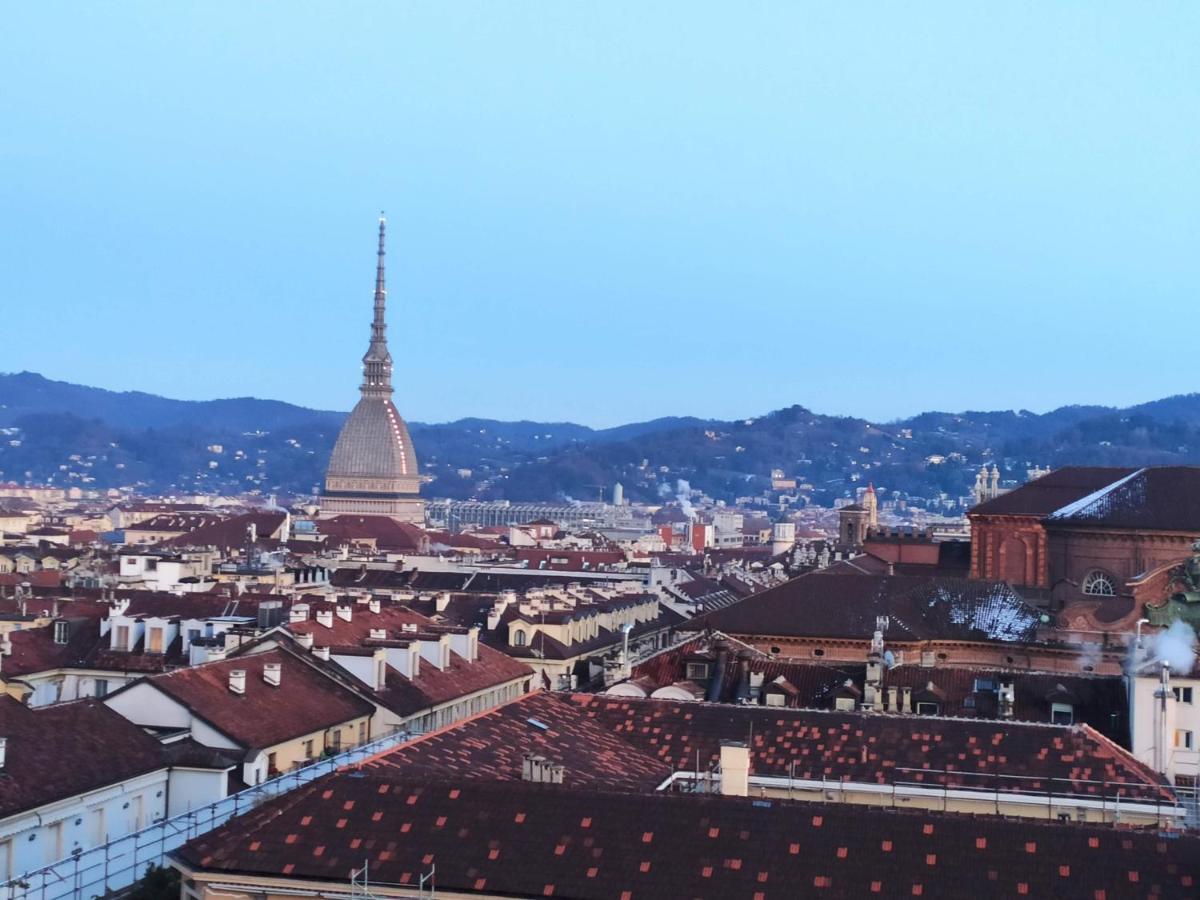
(2, 4, 1198, 427)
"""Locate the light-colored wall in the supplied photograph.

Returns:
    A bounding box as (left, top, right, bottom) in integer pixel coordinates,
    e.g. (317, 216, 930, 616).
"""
(1130, 673, 1200, 783)
(166, 768, 230, 817)
(0, 768, 168, 882)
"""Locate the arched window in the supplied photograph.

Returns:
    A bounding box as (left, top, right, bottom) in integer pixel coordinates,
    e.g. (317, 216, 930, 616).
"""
(513, 629, 527, 647)
(1082, 571, 1116, 597)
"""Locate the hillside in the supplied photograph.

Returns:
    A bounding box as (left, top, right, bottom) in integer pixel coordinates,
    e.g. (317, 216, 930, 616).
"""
(2, 371, 1199, 509)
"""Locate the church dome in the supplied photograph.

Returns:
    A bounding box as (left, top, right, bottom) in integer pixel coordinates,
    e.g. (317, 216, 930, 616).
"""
(326, 395, 418, 488)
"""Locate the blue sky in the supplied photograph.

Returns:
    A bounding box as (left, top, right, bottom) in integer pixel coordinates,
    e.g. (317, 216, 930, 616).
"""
(2, 4, 1197, 426)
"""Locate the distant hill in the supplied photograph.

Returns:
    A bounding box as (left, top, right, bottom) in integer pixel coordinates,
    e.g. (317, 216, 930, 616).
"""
(2, 371, 1199, 508)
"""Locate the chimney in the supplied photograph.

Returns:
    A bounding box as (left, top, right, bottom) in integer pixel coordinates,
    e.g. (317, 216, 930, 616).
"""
(296, 631, 314, 650)
(521, 753, 565, 784)
(368, 598, 381, 615)
(369, 628, 387, 641)
(228, 669, 246, 694)
(999, 681, 1015, 719)
(887, 686, 899, 712)
(316, 609, 334, 628)
(0, 736, 7, 770)
(0, 634, 12, 657)
(313, 645, 331, 661)
(901, 686, 913, 714)
(336, 605, 352, 622)
(263, 663, 282, 687)
(289, 603, 309, 624)
(719, 741, 750, 797)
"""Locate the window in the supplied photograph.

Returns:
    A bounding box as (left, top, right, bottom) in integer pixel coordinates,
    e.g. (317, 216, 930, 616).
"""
(916, 702, 940, 716)
(512, 630, 527, 647)
(114, 625, 129, 651)
(303, 740, 314, 760)
(330, 730, 342, 751)
(765, 692, 786, 707)
(187, 628, 201, 644)
(267, 752, 278, 776)
(973, 678, 998, 693)
(358, 721, 367, 744)
(94, 679, 109, 698)
(1051, 702, 1074, 725)
(1175, 730, 1195, 750)
(1082, 571, 1116, 597)
(147, 627, 163, 654)
(53, 621, 69, 645)
(1174, 687, 1194, 704)
(685, 662, 710, 681)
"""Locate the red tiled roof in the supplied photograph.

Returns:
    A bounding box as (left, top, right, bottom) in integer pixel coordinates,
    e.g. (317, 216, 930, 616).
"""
(174, 773, 1200, 898)
(364, 692, 669, 790)
(287, 603, 532, 718)
(317, 516, 426, 552)
(570, 695, 1171, 801)
(0, 696, 166, 818)
(136, 648, 375, 751)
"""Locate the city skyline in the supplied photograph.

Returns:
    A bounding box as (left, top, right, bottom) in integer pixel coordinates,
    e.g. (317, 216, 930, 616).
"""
(3, 4, 1198, 427)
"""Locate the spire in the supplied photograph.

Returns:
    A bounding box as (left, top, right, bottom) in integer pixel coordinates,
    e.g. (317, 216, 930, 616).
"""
(361, 213, 393, 396)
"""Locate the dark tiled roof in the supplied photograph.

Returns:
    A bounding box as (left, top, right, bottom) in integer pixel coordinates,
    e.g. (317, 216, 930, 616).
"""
(0, 697, 166, 818)
(375, 645, 532, 717)
(696, 574, 1041, 643)
(164, 512, 287, 550)
(316, 515, 425, 552)
(570, 695, 1170, 801)
(970, 467, 1136, 518)
(364, 692, 669, 790)
(1044, 466, 1200, 531)
(136, 648, 375, 751)
(174, 773, 1200, 898)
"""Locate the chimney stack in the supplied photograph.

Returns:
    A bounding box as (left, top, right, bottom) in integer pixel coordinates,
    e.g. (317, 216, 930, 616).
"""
(719, 741, 750, 797)
(0, 736, 7, 770)
(263, 663, 282, 687)
(336, 605, 352, 622)
(313, 645, 331, 661)
(296, 631, 314, 650)
(289, 603, 309, 624)
(228, 669, 246, 694)
(316, 609, 334, 628)
(368, 598, 381, 614)
(369, 628, 387, 641)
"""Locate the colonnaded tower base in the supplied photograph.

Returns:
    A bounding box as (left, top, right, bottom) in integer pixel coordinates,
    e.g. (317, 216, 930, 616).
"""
(319, 216, 425, 525)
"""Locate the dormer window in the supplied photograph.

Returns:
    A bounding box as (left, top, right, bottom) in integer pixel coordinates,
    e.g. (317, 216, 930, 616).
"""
(1082, 571, 1116, 597)
(916, 701, 940, 716)
(685, 662, 710, 681)
(53, 621, 69, 645)
(1051, 702, 1074, 725)
(513, 630, 527, 647)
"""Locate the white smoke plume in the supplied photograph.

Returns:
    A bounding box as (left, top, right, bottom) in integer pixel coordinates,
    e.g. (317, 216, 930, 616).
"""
(657, 482, 673, 499)
(1146, 620, 1198, 674)
(676, 479, 695, 521)
(1076, 641, 1103, 672)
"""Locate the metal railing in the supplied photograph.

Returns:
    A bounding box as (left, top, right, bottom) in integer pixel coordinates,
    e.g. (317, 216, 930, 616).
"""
(1, 728, 421, 900)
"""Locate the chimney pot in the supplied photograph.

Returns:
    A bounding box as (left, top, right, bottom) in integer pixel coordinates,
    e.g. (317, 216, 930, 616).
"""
(370, 628, 387, 641)
(368, 599, 381, 614)
(336, 605, 352, 622)
(719, 740, 750, 797)
(263, 662, 282, 686)
(316, 609, 334, 628)
(228, 669, 246, 694)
